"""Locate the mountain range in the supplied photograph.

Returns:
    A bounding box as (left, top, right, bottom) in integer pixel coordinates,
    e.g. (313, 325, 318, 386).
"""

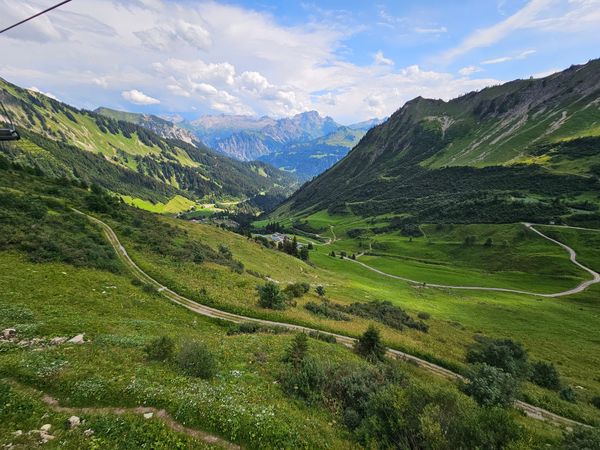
(0, 78, 297, 213)
(277, 59, 600, 227)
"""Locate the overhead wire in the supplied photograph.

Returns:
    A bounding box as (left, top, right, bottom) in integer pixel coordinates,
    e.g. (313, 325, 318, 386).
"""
(0, 0, 72, 35)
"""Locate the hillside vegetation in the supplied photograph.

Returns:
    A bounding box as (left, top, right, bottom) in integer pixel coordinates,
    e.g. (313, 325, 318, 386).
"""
(0, 78, 296, 213)
(279, 59, 600, 225)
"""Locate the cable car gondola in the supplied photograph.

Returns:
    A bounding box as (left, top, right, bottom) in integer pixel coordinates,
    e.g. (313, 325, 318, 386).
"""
(0, 101, 19, 141)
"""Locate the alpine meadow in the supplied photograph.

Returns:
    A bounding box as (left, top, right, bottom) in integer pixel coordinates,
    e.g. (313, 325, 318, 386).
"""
(1, 1, 600, 449)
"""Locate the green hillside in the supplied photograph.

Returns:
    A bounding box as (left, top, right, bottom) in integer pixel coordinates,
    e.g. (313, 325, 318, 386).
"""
(0, 78, 297, 214)
(278, 59, 600, 226)
(3, 162, 587, 448)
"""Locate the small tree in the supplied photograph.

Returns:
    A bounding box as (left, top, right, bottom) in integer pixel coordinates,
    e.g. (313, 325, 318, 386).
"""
(462, 364, 518, 407)
(530, 361, 561, 390)
(257, 282, 287, 309)
(329, 251, 336, 257)
(562, 426, 600, 450)
(176, 341, 216, 379)
(299, 246, 310, 261)
(355, 325, 386, 362)
(283, 333, 309, 368)
(484, 238, 493, 247)
(315, 285, 326, 297)
(144, 336, 175, 361)
(307, 242, 314, 250)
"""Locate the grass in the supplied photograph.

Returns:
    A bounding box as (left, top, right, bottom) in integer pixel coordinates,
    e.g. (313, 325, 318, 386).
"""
(117, 212, 600, 425)
(121, 194, 196, 215)
(0, 253, 356, 449)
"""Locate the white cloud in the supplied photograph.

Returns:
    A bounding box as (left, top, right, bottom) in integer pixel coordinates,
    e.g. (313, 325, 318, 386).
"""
(442, 0, 550, 62)
(374, 51, 394, 66)
(459, 66, 483, 76)
(122, 90, 160, 105)
(28, 87, 59, 101)
(481, 49, 536, 65)
(415, 26, 448, 34)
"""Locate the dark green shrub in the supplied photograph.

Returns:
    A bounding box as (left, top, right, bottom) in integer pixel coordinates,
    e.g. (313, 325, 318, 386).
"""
(284, 282, 310, 298)
(417, 311, 431, 320)
(144, 336, 174, 361)
(355, 325, 386, 362)
(315, 285, 326, 297)
(283, 333, 308, 367)
(305, 300, 350, 321)
(562, 426, 600, 450)
(591, 396, 600, 410)
(176, 341, 217, 379)
(530, 361, 561, 390)
(462, 364, 519, 407)
(341, 301, 428, 332)
(560, 386, 576, 403)
(279, 356, 327, 404)
(256, 282, 288, 309)
(466, 336, 529, 378)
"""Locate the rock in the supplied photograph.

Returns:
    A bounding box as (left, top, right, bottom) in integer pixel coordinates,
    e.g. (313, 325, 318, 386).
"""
(83, 429, 94, 437)
(68, 416, 81, 428)
(12, 430, 22, 437)
(40, 424, 51, 432)
(68, 334, 85, 344)
(143, 412, 153, 419)
(2, 328, 16, 339)
(49, 337, 67, 345)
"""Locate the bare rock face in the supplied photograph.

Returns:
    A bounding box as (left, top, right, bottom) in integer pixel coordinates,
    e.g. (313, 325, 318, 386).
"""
(68, 334, 85, 344)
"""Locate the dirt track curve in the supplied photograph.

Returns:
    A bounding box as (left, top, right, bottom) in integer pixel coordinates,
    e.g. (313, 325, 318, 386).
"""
(343, 223, 600, 298)
(74, 210, 590, 430)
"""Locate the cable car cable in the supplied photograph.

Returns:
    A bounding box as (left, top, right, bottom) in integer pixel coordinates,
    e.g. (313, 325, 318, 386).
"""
(0, 0, 72, 35)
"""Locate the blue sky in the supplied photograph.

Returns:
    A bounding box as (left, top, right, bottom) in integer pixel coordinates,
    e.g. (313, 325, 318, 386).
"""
(0, 0, 599, 123)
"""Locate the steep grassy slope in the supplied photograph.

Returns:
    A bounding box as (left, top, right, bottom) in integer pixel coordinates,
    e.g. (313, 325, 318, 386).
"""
(279, 59, 600, 225)
(0, 78, 296, 212)
(0, 166, 571, 448)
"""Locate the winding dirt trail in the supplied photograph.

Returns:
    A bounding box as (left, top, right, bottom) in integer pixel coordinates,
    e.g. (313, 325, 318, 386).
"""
(41, 393, 241, 449)
(344, 223, 600, 298)
(74, 210, 590, 430)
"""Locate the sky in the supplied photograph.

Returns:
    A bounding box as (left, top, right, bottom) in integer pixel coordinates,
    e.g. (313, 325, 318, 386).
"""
(0, 0, 599, 124)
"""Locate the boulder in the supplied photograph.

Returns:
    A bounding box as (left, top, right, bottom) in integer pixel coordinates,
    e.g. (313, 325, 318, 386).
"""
(83, 429, 94, 438)
(143, 412, 153, 419)
(68, 334, 85, 344)
(68, 416, 81, 428)
(2, 328, 16, 339)
(40, 424, 51, 432)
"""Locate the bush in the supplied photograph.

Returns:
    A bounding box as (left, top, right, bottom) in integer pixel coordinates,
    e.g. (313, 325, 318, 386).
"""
(256, 282, 288, 309)
(462, 364, 519, 407)
(279, 355, 327, 404)
(341, 301, 428, 332)
(417, 311, 431, 320)
(176, 341, 217, 379)
(562, 426, 600, 450)
(144, 336, 174, 361)
(560, 386, 576, 403)
(305, 300, 350, 321)
(466, 336, 529, 378)
(284, 282, 310, 298)
(355, 325, 386, 362)
(530, 361, 561, 390)
(315, 285, 326, 297)
(591, 396, 600, 410)
(283, 333, 308, 367)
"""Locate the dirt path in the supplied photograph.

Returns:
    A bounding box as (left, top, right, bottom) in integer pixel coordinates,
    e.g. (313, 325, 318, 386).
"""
(73, 210, 589, 429)
(346, 223, 600, 298)
(36, 389, 239, 449)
